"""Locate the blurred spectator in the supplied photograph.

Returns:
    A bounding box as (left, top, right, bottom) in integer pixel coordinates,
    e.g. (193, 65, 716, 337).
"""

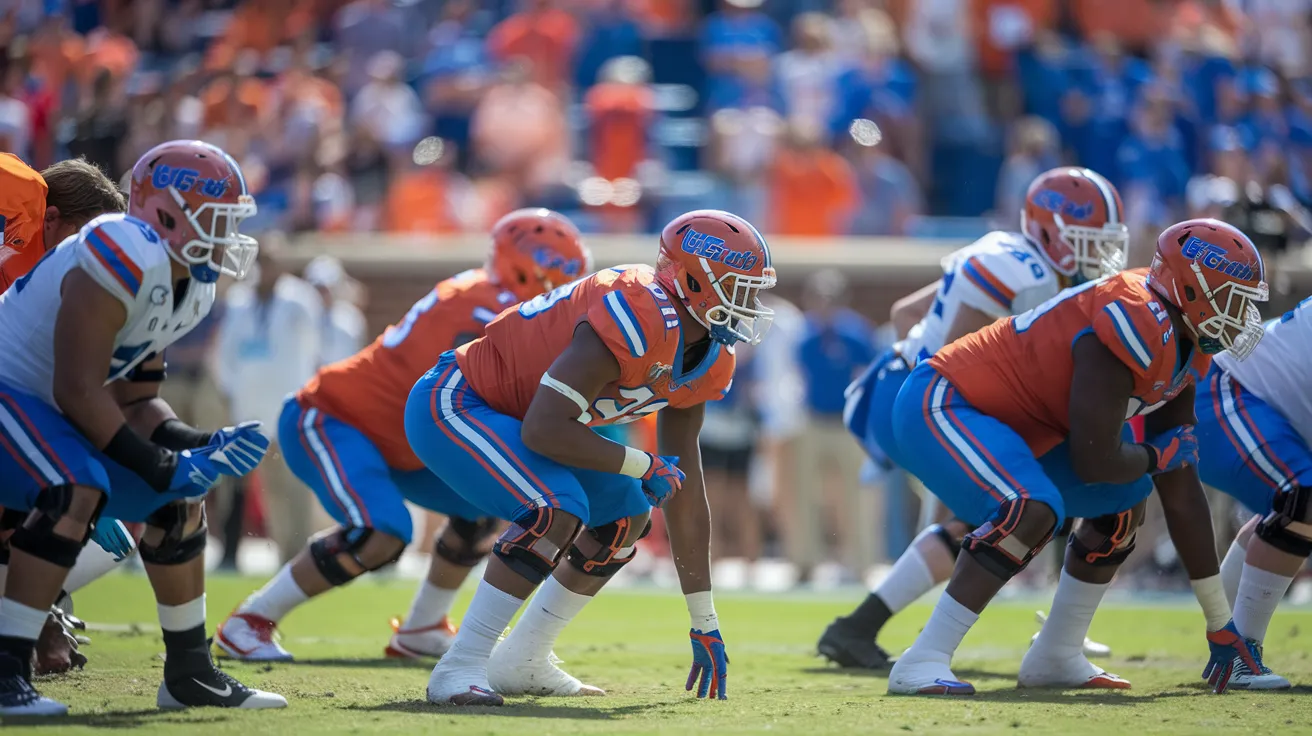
(585, 56, 653, 181)
(702, 352, 762, 565)
(775, 13, 841, 133)
(421, 0, 495, 172)
(573, 0, 645, 90)
(903, 0, 988, 146)
(767, 121, 858, 235)
(1221, 146, 1312, 281)
(847, 120, 922, 236)
(750, 294, 806, 568)
(827, 16, 919, 174)
(995, 116, 1059, 228)
(792, 270, 879, 580)
(65, 68, 127, 174)
(351, 51, 426, 152)
(304, 255, 367, 366)
(1063, 33, 1151, 181)
(1246, 0, 1311, 78)
(487, 0, 580, 93)
(1116, 88, 1191, 236)
(708, 105, 782, 226)
(0, 59, 31, 161)
(829, 0, 888, 64)
(216, 237, 325, 565)
(471, 57, 568, 198)
(702, 0, 783, 113)
(973, 0, 1057, 119)
(334, 0, 419, 95)
(383, 138, 466, 234)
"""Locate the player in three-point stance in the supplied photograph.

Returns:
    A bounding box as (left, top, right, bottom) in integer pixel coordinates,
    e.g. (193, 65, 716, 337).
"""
(217, 209, 591, 661)
(820, 167, 1129, 669)
(1192, 293, 1312, 690)
(0, 140, 283, 715)
(885, 219, 1269, 695)
(406, 210, 775, 705)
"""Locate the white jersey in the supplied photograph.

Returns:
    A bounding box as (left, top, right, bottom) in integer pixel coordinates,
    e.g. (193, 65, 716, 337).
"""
(897, 231, 1060, 364)
(1215, 296, 1312, 442)
(0, 213, 215, 408)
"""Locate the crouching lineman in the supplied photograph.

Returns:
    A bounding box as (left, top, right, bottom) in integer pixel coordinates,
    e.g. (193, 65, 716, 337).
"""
(886, 219, 1268, 695)
(821, 167, 1127, 668)
(218, 209, 591, 661)
(406, 210, 776, 705)
(1192, 294, 1312, 690)
(0, 140, 284, 715)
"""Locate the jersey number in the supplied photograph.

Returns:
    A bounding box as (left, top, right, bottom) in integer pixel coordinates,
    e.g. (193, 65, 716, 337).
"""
(930, 272, 955, 319)
(1013, 278, 1101, 333)
(519, 277, 586, 318)
(383, 290, 440, 348)
(1006, 247, 1047, 280)
(592, 386, 668, 424)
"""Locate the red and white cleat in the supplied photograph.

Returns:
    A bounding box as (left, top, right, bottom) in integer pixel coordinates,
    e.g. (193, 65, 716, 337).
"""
(215, 613, 294, 663)
(426, 656, 504, 707)
(384, 616, 458, 660)
(1018, 647, 1130, 689)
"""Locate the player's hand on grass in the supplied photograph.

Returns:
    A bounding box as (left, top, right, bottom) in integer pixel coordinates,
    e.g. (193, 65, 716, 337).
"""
(89, 517, 135, 561)
(206, 420, 270, 476)
(687, 628, 728, 700)
(1141, 424, 1199, 475)
(1204, 620, 1259, 694)
(640, 454, 684, 507)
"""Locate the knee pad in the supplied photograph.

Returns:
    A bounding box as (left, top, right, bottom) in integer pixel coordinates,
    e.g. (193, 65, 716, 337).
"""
(962, 498, 1057, 581)
(1256, 485, 1312, 557)
(10, 485, 106, 568)
(930, 522, 966, 558)
(435, 516, 498, 567)
(567, 518, 653, 577)
(139, 501, 207, 566)
(1069, 509, 1140, 568)
(309, 527, 403, 585)
(493, 507, 580, 585)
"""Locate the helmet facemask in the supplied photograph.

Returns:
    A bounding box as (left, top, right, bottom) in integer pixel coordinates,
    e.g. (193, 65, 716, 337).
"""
(1055, 213, 1129, 283)
(692, 262, 778, 346)
(168, 187, 259, 283)
(1187, 260, 1268, 359)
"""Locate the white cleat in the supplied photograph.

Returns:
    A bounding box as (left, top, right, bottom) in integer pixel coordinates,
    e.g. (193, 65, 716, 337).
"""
(887, 650, 975, 695)
(1018, 647, 1130, 690)
(426, 656, 504, 706)
(488, 646, 605, 697)
(1222, 641, 1292, 691)
(385, 616, 457, 660)
(0, 676, 68, 716)
(214, 613, 294, 663)
(1033, 610, 1111, 658)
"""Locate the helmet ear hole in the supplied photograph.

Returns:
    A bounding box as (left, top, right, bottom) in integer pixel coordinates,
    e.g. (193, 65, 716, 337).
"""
(686, 274, 702, 293)
(1184, 285, 1197, 302)
(156, 209, 176, 232)
(1040, 229, 1051, 245)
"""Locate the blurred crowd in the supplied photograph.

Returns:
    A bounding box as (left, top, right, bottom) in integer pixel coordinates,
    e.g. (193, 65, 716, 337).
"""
(5, 0, 1312, 247)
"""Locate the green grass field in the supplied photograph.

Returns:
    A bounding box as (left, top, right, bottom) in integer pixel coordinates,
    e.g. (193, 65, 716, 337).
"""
(6, 574, 1312, 734)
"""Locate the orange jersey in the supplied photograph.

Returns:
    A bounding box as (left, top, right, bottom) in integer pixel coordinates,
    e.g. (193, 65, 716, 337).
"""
(299, 269, 516, 470)
(930, 269, 1211, 455)
(457, 265, 735, 424)
(0, 154, 49, 295)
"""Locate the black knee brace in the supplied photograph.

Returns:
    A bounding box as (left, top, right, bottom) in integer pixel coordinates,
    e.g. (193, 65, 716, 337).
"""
(139, 501, 207, 565)
(494, 507, 579, 585)
(962, 498, 1056, 581)
(1069, 509, 1139, 567)
(930, 522, 965, 558)
(10, 485, 105, 568)
(435, 516, 498, 567)
(1257, 485, 1312, 557)
(567, 518, 652, 577)
(309, 527, 400, 585)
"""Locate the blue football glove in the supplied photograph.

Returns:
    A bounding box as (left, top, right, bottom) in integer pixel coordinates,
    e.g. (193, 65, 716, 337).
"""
(687, 628, 729, 700)
(1203, 620, 1261, 694)
(640, 454, 684, 507)
(169, 446, 228, 496)
(89, 517, 135, 562)
(205, 421, 270, 477)
(1141, 424, 1199, 475)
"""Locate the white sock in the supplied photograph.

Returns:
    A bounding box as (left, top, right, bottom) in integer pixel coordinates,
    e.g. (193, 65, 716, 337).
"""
(1233, 563, 1294, 644)
(872, 544, 937, 613)
(65, 542, 130, 593)
(906, 592, 978, 661)
(0, 597, 50, 641)
(0, 563, 7, 595)
(445, 580, 524, 664)
(158, 594, 206, 632)
(237, 564, 309, 623)
(1031, 570, 1110, 659)
(500, 576, 591, 661)
(403, 580, 459, 631)
(1219, 538, 1246, 609)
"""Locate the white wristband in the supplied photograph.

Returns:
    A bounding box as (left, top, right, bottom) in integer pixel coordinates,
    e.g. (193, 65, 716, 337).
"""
(1190, 575, 1231, 632)
(686, 590, 720, 632)
(620, 446, 652, 479)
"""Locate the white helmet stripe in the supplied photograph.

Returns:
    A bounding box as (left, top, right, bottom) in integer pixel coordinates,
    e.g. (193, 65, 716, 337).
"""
(1085, 169, 1119, 225)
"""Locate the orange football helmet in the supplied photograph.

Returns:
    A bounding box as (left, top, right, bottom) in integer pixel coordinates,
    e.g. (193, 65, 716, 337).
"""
(1022, 167, 1128, 284)
(488, 208, 592, 302)
(1148, 218, 1268, 358)
(656, 209, 777, 345)
(129, 140, 258, 283)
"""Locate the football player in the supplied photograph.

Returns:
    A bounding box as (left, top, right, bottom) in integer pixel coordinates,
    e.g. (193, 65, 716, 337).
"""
(1193, 294, 1312, 690)
(0, 140, 283, 715)
(821, 168, 1128, 669)
(217, 209, 591, 662)
(406, 210, 775, 705)
(885, 219, 1268, 695)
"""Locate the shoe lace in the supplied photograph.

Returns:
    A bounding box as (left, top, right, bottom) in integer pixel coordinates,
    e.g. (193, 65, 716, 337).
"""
(1233, 639, 1272, 676)
(237, 614, 281, 643)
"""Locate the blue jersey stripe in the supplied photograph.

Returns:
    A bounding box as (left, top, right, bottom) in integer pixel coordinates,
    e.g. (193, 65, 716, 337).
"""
(960, 259, 1011, 309)
(85, 230, 142, 296)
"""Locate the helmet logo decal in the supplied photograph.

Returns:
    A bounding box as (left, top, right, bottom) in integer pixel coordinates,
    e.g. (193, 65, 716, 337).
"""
(681, 228, 759, 272)
(532, 247, 583, 277)
(151, 164, 231, 197)
(1032, 189, 1094, 220)
(1181, 236, 1255, 280)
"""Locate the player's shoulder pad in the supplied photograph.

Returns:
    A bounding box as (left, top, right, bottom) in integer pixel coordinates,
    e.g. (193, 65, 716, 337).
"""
(74, 213, 168, 305)
(1093, 273, 1173, 375)
(946, 232, 1053, 315)
(591, 265, 677, 359)
(438, 269, 514, 325)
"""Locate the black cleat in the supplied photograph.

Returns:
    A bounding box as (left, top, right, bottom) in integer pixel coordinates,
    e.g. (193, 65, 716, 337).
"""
(0, 673, 68, 716)
(817, 618, 893, 670)
(158, 666, 287, 710)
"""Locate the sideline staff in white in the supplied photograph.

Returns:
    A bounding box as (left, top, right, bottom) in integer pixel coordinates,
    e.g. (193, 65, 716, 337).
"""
(304, 255, 366, 366)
